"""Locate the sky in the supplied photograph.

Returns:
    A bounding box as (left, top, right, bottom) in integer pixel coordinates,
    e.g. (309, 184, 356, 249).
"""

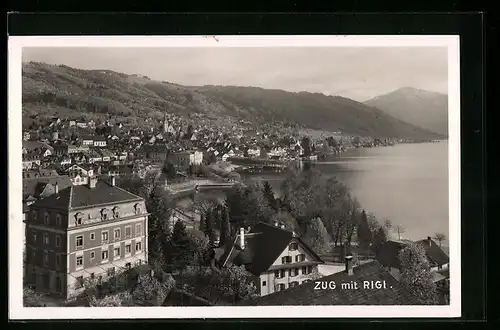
(23, 47, 448, 101)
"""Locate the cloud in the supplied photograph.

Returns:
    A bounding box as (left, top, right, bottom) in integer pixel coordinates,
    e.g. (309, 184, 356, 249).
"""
(23, 46, 448, 101)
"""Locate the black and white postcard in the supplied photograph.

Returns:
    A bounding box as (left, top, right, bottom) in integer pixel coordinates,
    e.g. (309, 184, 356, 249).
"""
(8, 35, 461, 319)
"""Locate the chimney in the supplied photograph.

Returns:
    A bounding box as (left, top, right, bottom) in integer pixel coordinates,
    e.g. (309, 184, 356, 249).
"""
(427, 236, 432, 247)
(89, 177, 98, 189)
(110, 176, 116, 186)
(54, 181, 59, 194)
(345, 255, 354, 276)
(239, 227, 245, 250)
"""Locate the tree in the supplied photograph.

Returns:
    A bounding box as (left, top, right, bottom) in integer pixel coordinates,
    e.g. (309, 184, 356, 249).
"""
(395, 225, 406, 240)
(88, 292, 133, 307)
(357, 209, 373, 250)
(383, 219, 393, 236)
(219, 206, 231, 246)
(327, 136, 338, 148)
(303, 217, 331, 255)
(199, 213, 206, 232)
(169, 220, 193, 272)
(434, 233, 447, 248)
(210, 264, 258, 304)
(23, 287, 45, 307)
(372, 227, 387, 255)
(270, 210, 299, 232)
(187, 229, 211, 268)
(262, 181, 277, 211)
(132, 273, 175, 306)
(203, 208, 217, 244)
(164, 162, 177, 180)
(301, 136, 312, 157)
(399, 242, 438, 304)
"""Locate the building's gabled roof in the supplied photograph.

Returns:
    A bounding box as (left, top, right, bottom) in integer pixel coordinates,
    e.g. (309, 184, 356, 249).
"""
(415, 238, 450, 267)
(162, 288, 213, 306)
(377, 239, 450, 270)
(240, 260, 421, 306)
(219, 222, 324, 276)
(23, 175, 72, 200)
(31, 180, 143, 210)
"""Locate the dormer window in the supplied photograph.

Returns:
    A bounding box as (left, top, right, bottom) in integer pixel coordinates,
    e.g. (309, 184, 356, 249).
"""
(134, 203, 141, 215)
(75, 212, 83, 225)
(101, 208, 109, 220)
(112, 206, 120, 218)
(32, 211, 38, 222)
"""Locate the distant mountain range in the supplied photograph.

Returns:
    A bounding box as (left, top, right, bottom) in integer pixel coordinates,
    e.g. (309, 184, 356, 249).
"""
(22, 62, 443, 140)
(364, 87, 448, 137)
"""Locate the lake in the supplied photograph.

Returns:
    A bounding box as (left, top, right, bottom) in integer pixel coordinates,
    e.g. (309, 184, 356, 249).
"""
(241, 142, 449, 242)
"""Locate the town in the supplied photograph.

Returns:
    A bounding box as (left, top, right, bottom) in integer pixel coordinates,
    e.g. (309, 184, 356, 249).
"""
(22, 112, 450, 307)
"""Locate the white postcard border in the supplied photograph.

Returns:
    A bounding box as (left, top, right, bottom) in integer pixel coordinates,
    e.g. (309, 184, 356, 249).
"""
(8, 35, 461, 319)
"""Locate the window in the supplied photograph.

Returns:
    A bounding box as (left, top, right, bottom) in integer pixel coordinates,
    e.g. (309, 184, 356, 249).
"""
(90, 251, 95, 259)
(277, 283, 286, 291)
(43, 234, 49, 244)
(134, 203, 141, 215)
(76, 256, 83, 267)
(32, 230, 37, 242)
(90, 232, 95, 240)
(289, 242, 298, 251)
(295, 254, 306, 262)
(75, 235, 83, 248)
(125, 226, 131, 238)
(125, 244, 131, 254)
(114, 247, 120, 258)
(307, 265, 313, 274)
(101, 208, 108, 221)
(125, 262, 131, 269)
(281, 256, 292, 264)
(44, 212, 50, 224)
(262, 281, 267, 287)
(90, 273, 95, 279)
(75, 213, 83, 225)
(135, 242, 142, 252)
(290, 281, 299, 288)
(135, 223, 142, 236)
(32, 211, 38, 221)
(101, 250, 109, 261)
(56, 254, 61, 268)
(43, 250, 49, 263)
(113, 207, 120, 218)
(114, 229, 120, 239)
(101, 231, 109, 242)
(274, 270, 281, 278)
(289, 268, 299, 277)
(55, 235, 61, 247)
(56, 214, 62, 226)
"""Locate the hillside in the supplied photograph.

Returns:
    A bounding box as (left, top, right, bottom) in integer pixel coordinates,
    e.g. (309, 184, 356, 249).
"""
(22, 62, 442, 140)
(364, 87, 448, 136)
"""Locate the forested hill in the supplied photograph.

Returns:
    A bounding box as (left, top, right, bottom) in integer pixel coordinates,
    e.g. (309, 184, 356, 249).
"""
(22, 62, 442, 140)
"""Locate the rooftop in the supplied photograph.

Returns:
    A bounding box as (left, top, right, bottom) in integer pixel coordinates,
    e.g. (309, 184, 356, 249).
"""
(240, 260, 422, 306)
(31, 179, 143, 210)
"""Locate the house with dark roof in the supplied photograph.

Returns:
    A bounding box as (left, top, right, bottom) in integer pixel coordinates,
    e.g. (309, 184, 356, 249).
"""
(217, 222, 324, 297)
(25, 176, 149, 300)
(239, 259, 422, 306)
(376, 237, 450, 282)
